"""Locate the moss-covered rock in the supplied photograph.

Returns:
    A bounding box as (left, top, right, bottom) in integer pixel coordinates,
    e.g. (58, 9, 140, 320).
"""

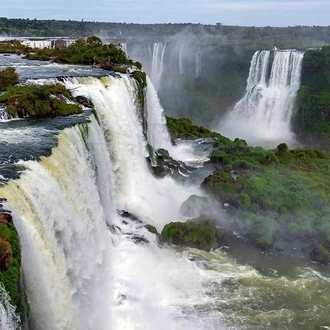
(166, 116, 330, 260)
(310, 242, 330, 264)
(201, 172, 246, 207)
(149, 148, 194, 179)
(161, 216, 228, 251)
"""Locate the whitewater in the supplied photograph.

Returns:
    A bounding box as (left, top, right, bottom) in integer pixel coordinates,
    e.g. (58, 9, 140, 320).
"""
(0, 55, 330, 330)
(0, 73, 223, 329)
(216, 50, 303, 148)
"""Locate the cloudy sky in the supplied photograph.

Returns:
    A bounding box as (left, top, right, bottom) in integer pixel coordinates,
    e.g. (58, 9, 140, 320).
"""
(1, 0, 329, 27)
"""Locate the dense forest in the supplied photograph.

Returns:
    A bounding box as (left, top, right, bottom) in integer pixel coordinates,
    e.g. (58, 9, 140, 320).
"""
(0, 17, 330, 48)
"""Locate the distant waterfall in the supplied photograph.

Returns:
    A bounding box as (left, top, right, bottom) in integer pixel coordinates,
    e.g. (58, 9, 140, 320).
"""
(149, 43, 166, 89)
(179, 43, 184, 74)
(195, 46, 202, 78)
(145, 76, 173, 152)
(218, 49, 304, 148)
(22, 40, 53, 49)
(120, 43, 127, 55)
(21, 39, 73, 49)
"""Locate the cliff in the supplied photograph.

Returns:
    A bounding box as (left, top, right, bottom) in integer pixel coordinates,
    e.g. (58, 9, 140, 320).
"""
(292, 46, 330, 148)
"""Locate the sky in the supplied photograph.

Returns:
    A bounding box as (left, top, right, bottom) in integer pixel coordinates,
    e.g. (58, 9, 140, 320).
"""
(0, 0, 329, 27)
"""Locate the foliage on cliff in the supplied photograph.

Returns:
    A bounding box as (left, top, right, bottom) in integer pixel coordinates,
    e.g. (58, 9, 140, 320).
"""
(292, 46, 330, 147)
(0, 206, 22, 314)
(166, 116, 330, 262)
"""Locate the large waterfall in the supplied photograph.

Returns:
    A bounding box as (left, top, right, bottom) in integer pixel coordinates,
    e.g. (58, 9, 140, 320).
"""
(216, 49, 304, 148)
(0, 74, 218, 329)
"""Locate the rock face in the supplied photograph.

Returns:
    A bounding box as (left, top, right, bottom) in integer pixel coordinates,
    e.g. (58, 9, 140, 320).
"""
(179, 194, 217, 218)
(291, 45, 330, 148)
(310, 240, 330, 264)
(74, 95, 93, 108)
(161, 216, 229, 251)
(151, 148, 194, 179)
(0, 204, 14, 271)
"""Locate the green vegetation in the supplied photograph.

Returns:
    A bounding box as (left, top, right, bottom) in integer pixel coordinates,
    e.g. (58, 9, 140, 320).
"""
(0, 67, 19, 91)
(1, 18, 330, 48)
(48, 36, 132, 67)
(0, 39, 29, 55)
(292, 46, 330, 147)
(161, 216, 227, 251)
(0, 67, 83, 118)
(0, 37, 145, 80)
(166, 117, 330, 260)
(0, 79, 82, 118)
(0, 209, 23, 317)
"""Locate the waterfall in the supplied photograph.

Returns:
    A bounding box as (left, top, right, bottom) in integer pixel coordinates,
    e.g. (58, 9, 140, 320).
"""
(1, 119, 114, 330)
(0, 284, 20, 330)
(145, 76, 173, 152)
(120, 43, 127, 55)
(179, 43, 184, 75)
(148, 43, 166, 89)
(21, 40, 53, 49)
(0, 106, 12, 121)
(218, 49, 304, 148)
(195, 46, 202, 78)
(0, 75, 216, 329)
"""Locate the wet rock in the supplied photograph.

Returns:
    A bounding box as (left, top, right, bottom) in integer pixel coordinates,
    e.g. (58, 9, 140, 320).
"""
(74, 95, 93, 108)
(130, 234, 150, 244)
(161, 216, 229, 251)
(0, 212, 12, 225)
(118, 210, 142, 223)
(310, 243, 330, 264)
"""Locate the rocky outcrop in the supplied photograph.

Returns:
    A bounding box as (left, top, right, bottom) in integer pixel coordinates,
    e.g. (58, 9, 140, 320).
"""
(310, 240, 330, 264)
(161, 216, 233, 251)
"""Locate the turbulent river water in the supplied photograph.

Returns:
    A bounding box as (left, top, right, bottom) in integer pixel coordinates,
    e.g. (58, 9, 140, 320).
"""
(0, 54, 330, 330)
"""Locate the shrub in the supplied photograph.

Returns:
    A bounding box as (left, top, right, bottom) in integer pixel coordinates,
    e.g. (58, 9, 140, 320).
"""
(0, 67, 19, 91)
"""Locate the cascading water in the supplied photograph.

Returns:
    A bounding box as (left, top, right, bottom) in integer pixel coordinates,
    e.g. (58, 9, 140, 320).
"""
(217, 49, 304, 148)
(1, 120, 114, 330)
(145, 76, 173, 152)
(0, 284, 20, 330)
(21, 40, 53, 49)
(120, 43, 127, 55)
(195, 46, 201, 78)
(0, 74, 220, 329)
(1, 56, 330, 330)
(20, 39, 73, 49)
(148, 43, 166, 89)
(179, 44, 184, 75)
